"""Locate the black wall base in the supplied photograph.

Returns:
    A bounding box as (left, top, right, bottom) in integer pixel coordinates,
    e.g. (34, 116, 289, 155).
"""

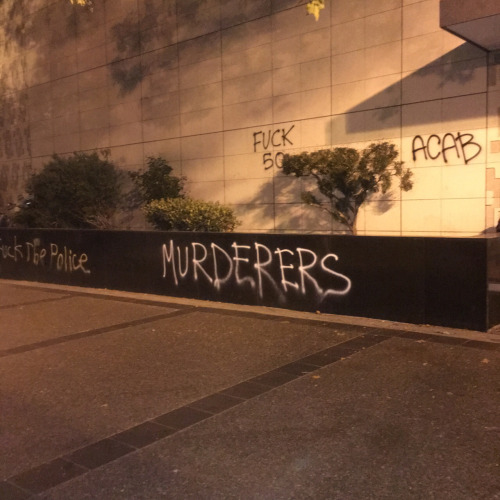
(1, 229, 498, 332)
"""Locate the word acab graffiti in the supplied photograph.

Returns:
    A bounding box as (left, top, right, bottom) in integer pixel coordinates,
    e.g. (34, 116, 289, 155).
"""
(0, 236, 90, 274)
(162, 239, 351, 304)
(412, 132, 481, 164)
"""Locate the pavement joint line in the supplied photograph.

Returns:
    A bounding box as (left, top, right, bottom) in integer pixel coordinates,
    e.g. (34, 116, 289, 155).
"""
(3, 281, 195, 311)
(68, 291, 196, 310)
(4, 285, 497, 349)
(2, 282, 500, 498)
(191, 305, 390, 334)
(1, 283, 499, 364)
(3, 278, 499, 343)
(0, 308, 197, 359)
(0, 294, 74, 310)
(4, 330, 499, 497)
(3, 333, 391, 498)
(7, 282, 497, 346)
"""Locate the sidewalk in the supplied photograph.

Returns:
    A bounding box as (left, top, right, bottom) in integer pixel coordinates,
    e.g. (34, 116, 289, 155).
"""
(1, 279, 499, 499)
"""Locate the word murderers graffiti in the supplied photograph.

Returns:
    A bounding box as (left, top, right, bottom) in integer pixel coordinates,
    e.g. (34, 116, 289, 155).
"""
(0, 236, 90, 274)
(253, 124, 295, 170)
(412, 132, 481, 165)
(162, 239, 351, 303)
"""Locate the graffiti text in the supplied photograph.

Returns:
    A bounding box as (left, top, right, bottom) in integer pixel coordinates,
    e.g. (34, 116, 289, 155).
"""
(162, 239, 351, 303)
(0, 237, 90, 274)
(253, 124, 295, 170)
(412, 132, 481, 165)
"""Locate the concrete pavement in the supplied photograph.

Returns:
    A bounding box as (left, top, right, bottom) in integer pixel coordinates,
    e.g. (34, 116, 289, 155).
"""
(1, 279, 499, 499)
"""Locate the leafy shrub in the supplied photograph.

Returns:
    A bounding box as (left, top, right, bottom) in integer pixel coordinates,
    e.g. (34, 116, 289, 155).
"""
(130, 156, 185, 203)
(14, 151, 121, 229)
(144, 197, 239, 232)
(282, 142, 413, 234)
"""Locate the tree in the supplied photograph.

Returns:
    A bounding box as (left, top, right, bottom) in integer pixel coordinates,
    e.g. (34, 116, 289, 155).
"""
(14, 151, 121, 229)
(281, 142, 413, 234)
(129, 156, 185, 204)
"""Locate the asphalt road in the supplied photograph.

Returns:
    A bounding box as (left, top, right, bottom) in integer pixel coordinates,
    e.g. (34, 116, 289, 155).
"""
(1, 279, 499, 500)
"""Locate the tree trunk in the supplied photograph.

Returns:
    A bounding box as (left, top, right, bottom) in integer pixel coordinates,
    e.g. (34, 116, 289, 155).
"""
(349, 208, 358, 235)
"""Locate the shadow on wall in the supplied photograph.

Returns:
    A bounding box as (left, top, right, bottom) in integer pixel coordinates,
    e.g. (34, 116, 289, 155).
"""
(0, 1, 81, 207)
(225, 167, 397, 234)
(108, 0, 178, 95)
(2, 0, 81, 50)
(242, 44, 487, 234)
(108, 0, 306, 95)
(0, 0, 156, 96)
(342, 44, 487, 135)
(0, 5, 34, 207)
(1, 0, 310, 96)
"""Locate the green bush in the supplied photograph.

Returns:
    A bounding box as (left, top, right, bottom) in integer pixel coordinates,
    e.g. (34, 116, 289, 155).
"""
(14, 151, 121, 229)
(144, 197, 240, 232)
(129, 156, 185, 203)
(282, 142, 413, 234)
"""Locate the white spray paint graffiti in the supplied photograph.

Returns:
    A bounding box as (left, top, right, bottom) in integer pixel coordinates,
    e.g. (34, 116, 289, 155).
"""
(162, 239, 351, 302)
(0, 236, 90, 274)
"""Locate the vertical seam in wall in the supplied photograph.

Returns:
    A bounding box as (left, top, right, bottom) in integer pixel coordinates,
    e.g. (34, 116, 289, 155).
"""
(271, 9, 277, 232)
(22, 2, 33, 177)
(49, 3, 55, 160)
(329, 2, 332, 129)
(75, 7, 82, 155)
(219, 3, 226, 205)
(329, 0, 334, 234)
(103, 1, 111, 162)
(439, 84, 445, 236)
(136, 0, 145, 165)
(176, 1, 183, 178)
(485, 53, 490, 232)
(361, 6, 367, 235)
(400, 0, 404, 236)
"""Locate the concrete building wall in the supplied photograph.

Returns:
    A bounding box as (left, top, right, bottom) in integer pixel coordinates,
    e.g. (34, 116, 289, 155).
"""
(1, 0, 499, 235)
